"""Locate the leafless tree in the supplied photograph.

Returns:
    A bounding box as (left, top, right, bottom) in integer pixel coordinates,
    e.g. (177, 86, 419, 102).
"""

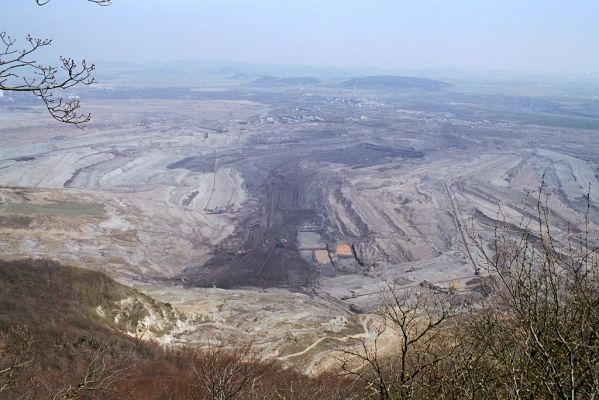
(463, 182, 599, 399)
(337, 321, 391, 400)
(0, 0, 111, 127)
(0, 326, 34, 397)
(50, 344, 131, 400)
(271, 371, 361, 400)
(190, 342, 275, 400)
(338, 286, 460, 400)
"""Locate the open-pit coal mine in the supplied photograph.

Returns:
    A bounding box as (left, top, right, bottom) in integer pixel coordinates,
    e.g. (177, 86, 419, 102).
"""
(178, 142, 424, 290)
(2, 78, 598, 373)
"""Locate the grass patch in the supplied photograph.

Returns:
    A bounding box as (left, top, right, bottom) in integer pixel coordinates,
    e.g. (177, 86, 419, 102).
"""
(4, 200, 105, 217)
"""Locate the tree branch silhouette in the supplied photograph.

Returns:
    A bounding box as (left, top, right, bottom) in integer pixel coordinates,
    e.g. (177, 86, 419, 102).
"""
(0, 0, 111, 127)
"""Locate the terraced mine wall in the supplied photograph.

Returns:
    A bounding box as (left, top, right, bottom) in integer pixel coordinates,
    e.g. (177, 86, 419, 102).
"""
(179, 143, 423, 290)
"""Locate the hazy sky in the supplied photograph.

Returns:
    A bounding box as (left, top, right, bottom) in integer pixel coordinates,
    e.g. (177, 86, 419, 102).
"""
(3, 0, 599, 74)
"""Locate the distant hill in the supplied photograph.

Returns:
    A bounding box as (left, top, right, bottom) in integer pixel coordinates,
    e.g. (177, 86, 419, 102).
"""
(341, 75, 448, 90)
(250, 76, 321, 87)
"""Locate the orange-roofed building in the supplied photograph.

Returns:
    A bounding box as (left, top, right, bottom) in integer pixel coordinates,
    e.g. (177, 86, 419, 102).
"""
(335, 244, 353, 257)
(313, 250, 331, 264)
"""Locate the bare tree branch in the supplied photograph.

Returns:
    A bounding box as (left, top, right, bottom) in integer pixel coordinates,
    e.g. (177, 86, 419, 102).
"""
(337, 286, 461, 399)
(51, 344, 130, 400)
(0, 327, 34, 395)
(36, 0, 112, 6)
(190, 342, 275, 400)
(0, 0, 111, 126)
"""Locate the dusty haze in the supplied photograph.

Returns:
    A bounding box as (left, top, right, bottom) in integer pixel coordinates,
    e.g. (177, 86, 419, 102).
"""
(3, 0, 599, 76)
